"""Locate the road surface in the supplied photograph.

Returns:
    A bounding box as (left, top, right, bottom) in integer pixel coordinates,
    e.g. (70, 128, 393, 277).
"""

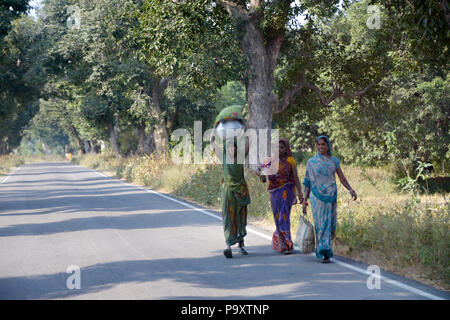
(0, 162, 447, 300)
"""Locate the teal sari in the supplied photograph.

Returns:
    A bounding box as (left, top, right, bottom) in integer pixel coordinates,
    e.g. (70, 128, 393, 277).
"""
(303, 136, 340, 259)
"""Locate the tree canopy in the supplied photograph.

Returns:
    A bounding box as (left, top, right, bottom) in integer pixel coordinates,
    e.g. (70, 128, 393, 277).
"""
(0, 0, 447, 178)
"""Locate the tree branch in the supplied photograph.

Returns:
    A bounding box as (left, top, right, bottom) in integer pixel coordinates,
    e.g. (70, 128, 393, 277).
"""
(250, 0, 263, 7)
(158, 75, 175, 94)
(301, 81, 344, 106)
(216, 0, 248, 20)
(302, 78, 381, 107)
(265, 33, 285, 76)
(274, 74, 382, 114)
(274, 73, 306, 114)
(345, 78, 381, 98)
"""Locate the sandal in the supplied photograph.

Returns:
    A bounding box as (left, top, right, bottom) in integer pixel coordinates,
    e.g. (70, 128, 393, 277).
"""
(321, 256, 331, 264)
(223, 248, 232, 258)
(239, 247, 248, 255)
(238, 241, 248, 255)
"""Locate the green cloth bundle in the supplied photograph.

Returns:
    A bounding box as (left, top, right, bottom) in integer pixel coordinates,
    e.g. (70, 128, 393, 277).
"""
(214, 105, 245, 128)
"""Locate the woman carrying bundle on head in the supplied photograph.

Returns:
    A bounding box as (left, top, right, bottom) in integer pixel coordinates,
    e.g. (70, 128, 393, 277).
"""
(210, 105, 251, 259)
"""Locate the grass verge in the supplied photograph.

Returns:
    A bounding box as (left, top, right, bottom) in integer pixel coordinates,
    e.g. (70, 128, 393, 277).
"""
(0, 155, 25, 177)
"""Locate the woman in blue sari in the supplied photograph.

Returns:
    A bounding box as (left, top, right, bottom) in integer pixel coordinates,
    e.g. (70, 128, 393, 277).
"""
(302, 136, 357, 263)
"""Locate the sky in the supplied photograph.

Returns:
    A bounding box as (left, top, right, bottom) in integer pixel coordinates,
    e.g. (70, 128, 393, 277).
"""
(25, 0, 344, 26)
(26, 0, 309, 25)
(28, 0, 42, 19)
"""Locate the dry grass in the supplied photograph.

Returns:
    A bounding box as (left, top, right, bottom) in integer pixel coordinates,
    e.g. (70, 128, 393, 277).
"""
(0, 155, 24, 177)
(0, 154, 66, 178)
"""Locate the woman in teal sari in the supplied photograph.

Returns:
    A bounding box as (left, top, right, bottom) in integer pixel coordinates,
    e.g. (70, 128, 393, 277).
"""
(302, 136, 357, 263)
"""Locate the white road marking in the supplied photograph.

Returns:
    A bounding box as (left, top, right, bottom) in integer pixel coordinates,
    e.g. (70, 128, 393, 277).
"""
(330, 258, 445, 300)
(0, 166, 21, 184)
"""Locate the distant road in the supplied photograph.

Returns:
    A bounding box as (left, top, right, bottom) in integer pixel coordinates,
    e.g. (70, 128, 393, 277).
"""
(0, 162, 447, 299)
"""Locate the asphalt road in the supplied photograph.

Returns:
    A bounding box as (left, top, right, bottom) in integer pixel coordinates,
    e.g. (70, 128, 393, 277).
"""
(0, 162, 448, 300)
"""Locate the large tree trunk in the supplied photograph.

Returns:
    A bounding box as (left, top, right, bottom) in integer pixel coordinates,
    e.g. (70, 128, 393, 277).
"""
(153, 118, 169, 156)
(241, 23, 279, 132)
(219, 1, 283, 134)
(148, 78, 171, 156)
(137, 125, 155, 155)
(0, 138, 8, 155)
(83, 140, 90, 153)
(217, 0, 382, 163)
(88, 141, 98, 154)
(220, 3, 285, 167)
(99, 140, 106, 153)
(69, 125, 85, 154)
(107, 119, 120, 158)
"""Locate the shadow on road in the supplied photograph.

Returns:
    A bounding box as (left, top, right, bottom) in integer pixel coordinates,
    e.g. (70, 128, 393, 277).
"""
(1, 162, 214, 236)
(0, 247, 377, 300)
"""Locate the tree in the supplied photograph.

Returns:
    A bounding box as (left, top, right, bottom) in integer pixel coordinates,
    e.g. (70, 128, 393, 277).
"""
(275, 0, 448, 178)
(37, 0, 227, 157)
(213, 81, 246, 114)
(214, 0, 386, 132)
(0, 14, 43, 154)
(22, 105, 70, 155)
(138, 0, 247, 134)
(39, 0, 139, 157)
(138, 0, 393, 165)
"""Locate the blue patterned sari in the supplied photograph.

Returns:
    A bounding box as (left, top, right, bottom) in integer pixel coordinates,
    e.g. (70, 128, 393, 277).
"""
(303, 138, 340, 259)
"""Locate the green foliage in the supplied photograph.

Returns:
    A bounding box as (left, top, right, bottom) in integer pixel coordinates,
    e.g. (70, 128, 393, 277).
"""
(320, 75, 449, 179)
(276, 0, 448, 188)
(21, 104, 70, 154)
(213, 81, 246, 114)
(0, 0, 29, 41)
(377, 0, 449, 67)
(322, 72, 449, 173)
(138, 0, 245, 91)
(396, 161, 433, 193)
(0, 15, 43, 154)
(337, 196, 450, 288)
(117, 123, 138, 156)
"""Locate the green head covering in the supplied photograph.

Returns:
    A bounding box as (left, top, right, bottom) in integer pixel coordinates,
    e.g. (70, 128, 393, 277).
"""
(214, 105, 245, 128)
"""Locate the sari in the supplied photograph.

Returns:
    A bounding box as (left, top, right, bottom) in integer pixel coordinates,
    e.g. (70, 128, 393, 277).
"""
(221, 141, 251, 246)
(303, 136, 340, 259)
(260, 139, 297, 253)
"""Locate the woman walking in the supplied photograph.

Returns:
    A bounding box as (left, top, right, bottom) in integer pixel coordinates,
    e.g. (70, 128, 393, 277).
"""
(259, 139, 304, 254)
(211, 106, 251, 259)
(221, 140, 251, 258)
(302, 136, 357, 263)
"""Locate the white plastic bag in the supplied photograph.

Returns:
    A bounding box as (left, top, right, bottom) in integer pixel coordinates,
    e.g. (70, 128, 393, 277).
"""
(295, 215, 315, 254)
